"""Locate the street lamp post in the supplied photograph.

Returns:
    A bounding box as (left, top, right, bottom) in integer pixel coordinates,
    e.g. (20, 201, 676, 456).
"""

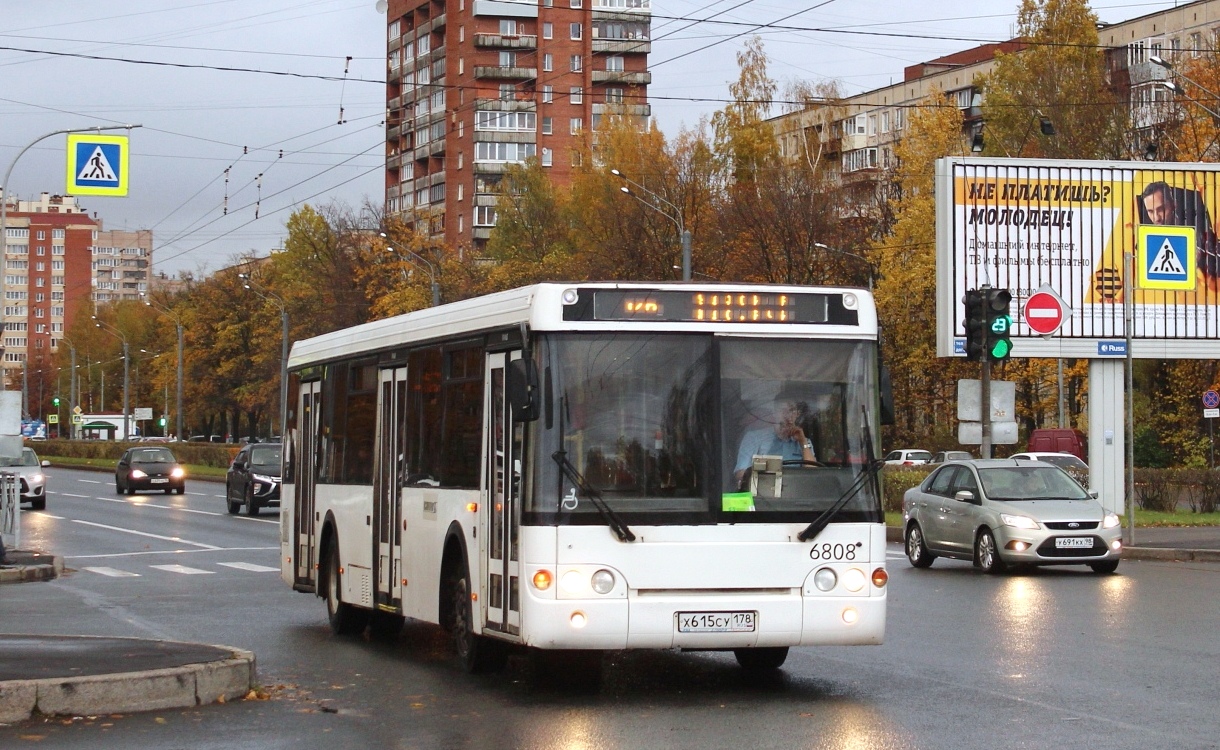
(238, 274, 288, 441)
(813, 242, 876, 290)
(610, 168, 691, 281)
(60, 338, 78, 439)
(378, 232, 440, 306)
(141, 294, 185, 441)
(92, 316, 130, 441)
(1, 124, 140, 392)
(1151, 55, 1220, 121)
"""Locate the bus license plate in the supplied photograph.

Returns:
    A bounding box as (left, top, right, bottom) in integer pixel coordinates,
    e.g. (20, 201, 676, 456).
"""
(677, 611, 756, 633)
(1055, 537, 1093, 549)
(151, 478, 168, 484)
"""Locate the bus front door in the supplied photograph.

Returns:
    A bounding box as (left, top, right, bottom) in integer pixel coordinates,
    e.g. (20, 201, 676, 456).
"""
(483, 352, 522, 636)
(293, 379, 322, 590)
(373, 366, 407, 608)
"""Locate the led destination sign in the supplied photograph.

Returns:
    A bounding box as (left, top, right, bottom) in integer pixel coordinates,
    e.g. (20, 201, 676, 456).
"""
(562, 289, 858, 325)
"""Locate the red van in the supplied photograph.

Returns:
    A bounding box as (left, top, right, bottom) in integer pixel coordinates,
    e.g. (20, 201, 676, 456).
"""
(1027, 428, 1087, 461)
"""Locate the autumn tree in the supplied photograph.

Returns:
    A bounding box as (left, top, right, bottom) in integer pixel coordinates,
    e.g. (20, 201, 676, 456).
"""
(979, 0, 1128, 160)
(711, 36, 778, 183)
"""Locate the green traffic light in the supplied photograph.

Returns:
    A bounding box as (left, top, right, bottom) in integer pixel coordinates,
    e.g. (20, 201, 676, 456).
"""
(990, 338, 1012, 358)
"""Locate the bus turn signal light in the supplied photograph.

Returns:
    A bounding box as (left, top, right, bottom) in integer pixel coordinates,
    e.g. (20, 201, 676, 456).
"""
(872, 568, 888, 588)
(532, 569, 553, 590)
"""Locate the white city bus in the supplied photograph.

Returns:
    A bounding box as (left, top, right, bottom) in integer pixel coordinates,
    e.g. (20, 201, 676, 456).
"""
(281, 283, 890, 672)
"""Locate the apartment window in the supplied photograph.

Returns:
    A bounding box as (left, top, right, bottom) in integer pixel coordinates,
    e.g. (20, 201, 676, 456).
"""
(51, 229, 64, 239)
(36, 246, 45, 256)
(570, 117, 583, 134)
(542, 116, 553, 135)
(542, 85, 553, 102)
(388, 19, 401, 39)
(541, 148, 553, 167)
(475, 206, 497, 226)
(476, 110, 537, 130)
(606, 87, 623, 104)
(881, 111, 890, 133)
(36, 231, 45, 240)
(867, 115, 877, 135)
(606, 55, 624, 72)
(35, 262, 44, 272)
(570, 55, 583, 72)
(51, 246, 64, 256)
(500, 83, 515, 100)
(35, 278, 44, 288)
(895, 108, 905, 130)
(543, 22, 553, 39)
(855, 115, 866, 134)
(1191, 32, 1202, 56)
(500, 19, 517, 35)
(570, 86, 583, 104)
(570, 23, 582, 40)
(475, 142, 537, 162)
(543, 53, 553, 72)
(570, 0, 582, 7)
(417, 35, 430, 56)
(35, 293, 44, 303)
(500, 51, 517, 67)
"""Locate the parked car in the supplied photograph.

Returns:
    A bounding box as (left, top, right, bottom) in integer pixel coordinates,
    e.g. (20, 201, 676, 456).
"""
(225, 442, 282, 516)
(115, 446, 186, 495)
(884, 449, 932, 466)
(902, 458, 1122, 574)
(0, 447, 49, 510)
(929, 450, 973, 465)
(1009, 452, 1088, 471)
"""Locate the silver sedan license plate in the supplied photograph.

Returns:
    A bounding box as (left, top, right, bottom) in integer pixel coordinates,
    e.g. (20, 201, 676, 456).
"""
(1055, 536, 1093, 549)
(677, 611, 756, 633)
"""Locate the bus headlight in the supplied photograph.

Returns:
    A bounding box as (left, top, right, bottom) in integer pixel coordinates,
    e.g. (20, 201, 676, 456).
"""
(813, 567, 837, 592)
(590, 569, 615, 594)
(561, 570, 584, 594)
(842, 568, 866, 592)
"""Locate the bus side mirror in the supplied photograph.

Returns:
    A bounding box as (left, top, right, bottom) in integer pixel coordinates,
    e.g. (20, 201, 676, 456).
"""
(879, 364, 895, 426)
(507, 358, 540, 422)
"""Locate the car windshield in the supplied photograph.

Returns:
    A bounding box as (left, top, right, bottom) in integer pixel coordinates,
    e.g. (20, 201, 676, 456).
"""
(529, 333, 882, 524)
(133, 448, 176, 463)
(980, 466, 1090, 500)
(250, 445, 282, 470)
(0, 449, 38, 467)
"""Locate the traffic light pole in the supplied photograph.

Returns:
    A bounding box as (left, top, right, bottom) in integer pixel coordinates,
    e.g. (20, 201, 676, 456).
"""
(981, 355, 993, 459)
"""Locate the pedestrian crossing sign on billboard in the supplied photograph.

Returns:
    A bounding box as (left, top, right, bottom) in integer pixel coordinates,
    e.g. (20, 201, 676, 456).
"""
(66, 133, 129, 196)
(1137, 225, 1196, 290)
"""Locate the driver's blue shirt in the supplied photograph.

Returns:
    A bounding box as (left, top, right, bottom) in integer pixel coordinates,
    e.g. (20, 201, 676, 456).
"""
(735, 427, 805, 473)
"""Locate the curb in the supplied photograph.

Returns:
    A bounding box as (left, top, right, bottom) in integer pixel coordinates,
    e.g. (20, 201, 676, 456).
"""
(0, 553, 62, 584)
(884, 526, 1220, 563)
(0, 644, 255, 724)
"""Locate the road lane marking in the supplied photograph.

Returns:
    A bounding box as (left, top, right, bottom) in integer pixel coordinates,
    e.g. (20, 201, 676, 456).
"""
(83, 566, 141, 577)
(64, 546, 278, 560)
(234, 515, 279, 525)
(60, 493, 91, 498)
(78, 479, 105, 484)
(150, 564, 214, 575)
(90, 495, 223, 517)
(39, 514, 65, 519)
(218, 562, 279, 572)
(71, 519, 221, 549)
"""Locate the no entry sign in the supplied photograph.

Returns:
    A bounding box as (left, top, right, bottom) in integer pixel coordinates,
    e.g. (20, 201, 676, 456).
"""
(1023, 291, 1066, 336)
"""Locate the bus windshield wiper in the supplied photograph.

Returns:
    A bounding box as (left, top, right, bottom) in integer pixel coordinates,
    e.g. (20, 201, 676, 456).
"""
(551, 451, 636, 542)
(797, 459, 885, 542)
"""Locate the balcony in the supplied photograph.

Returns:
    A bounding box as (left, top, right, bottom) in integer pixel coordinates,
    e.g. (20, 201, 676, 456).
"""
(472, 0, 539, 18)
(591, 70, 651, 85)
(591, 39, 650, 54)
(474, 33, 539, 49)
(592, 103, 651, 117)
(474, 66, 538, 80)
(474, 98, 537, 112)
(388, 124, 402, 140)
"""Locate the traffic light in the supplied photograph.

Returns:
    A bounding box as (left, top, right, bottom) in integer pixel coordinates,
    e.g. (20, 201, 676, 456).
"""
(963, 289, 988, 361)
(52, 396, 60, 407)
(159, 416, 167, 428)
(984, 288, 1013, 362)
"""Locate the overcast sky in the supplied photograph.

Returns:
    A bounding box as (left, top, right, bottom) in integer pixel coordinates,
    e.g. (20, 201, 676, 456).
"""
(0, 0, 1184, 279)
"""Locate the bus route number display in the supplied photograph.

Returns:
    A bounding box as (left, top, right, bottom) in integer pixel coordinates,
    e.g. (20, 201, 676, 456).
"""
(579, 289, 833, 324)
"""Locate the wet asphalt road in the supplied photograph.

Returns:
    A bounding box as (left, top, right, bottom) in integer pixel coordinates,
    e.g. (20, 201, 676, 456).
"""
(3, 467, 1220, 749)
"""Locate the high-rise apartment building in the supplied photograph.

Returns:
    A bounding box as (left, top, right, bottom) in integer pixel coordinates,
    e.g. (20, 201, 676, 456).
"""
(0, 190, 152, 382)
(384, 0, 652, 250)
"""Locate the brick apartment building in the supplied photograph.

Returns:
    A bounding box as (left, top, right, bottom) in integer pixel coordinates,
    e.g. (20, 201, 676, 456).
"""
(0, 191, 152, 384)
(384, 0, 652, 251)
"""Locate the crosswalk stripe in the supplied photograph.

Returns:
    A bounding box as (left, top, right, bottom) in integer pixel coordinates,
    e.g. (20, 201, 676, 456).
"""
(150, 564, 214, 575)
(83, 566, 141, 577)
(218, 562, 279, 573)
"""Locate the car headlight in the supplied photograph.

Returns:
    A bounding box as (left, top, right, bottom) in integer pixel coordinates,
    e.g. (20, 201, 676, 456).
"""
(170, 467, 186, 479)
(253, 473, 276, 484)
(30, 473, 44, 483)
(130, 469, 148, 479)
(1000, 513, 1040, 530)
(1102, 512, 1121, 529)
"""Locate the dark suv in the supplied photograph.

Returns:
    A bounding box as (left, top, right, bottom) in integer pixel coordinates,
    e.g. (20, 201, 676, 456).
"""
(226, 442, 282, 516)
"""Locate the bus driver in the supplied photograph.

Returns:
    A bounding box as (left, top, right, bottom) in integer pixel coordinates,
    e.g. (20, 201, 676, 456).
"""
(734, 399, 817, 488)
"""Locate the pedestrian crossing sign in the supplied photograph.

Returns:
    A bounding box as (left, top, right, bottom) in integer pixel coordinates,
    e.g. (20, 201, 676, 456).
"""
(1137, 225, 1196, 290)
(66, 133, 129, 196)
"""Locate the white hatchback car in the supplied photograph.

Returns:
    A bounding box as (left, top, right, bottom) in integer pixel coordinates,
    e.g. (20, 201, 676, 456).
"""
(884, 449, 932, 466)
(0, 447, 49, 510)
(902, 458, 1122, 574)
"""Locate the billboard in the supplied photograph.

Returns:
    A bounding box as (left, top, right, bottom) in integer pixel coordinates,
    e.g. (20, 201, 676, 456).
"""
(936, 157, 1220, 358)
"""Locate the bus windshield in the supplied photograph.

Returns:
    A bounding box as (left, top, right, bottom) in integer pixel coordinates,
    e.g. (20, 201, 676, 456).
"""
(528, 333, 882, 524)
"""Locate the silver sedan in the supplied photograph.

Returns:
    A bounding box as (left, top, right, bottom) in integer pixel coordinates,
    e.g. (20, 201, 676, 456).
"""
(902, 459, 1123, 574)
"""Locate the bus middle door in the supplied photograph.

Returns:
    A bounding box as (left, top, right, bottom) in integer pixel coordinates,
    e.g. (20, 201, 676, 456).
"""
(373, 367, 407, 609)
(293, 379, 322, 591)
(483, 352, 523, 636)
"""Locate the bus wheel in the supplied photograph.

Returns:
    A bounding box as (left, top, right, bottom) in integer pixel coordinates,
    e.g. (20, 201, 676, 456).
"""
(734, 647, 789, 671)
(325, 544, 368, 636)
(447, 565, 508, 674)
